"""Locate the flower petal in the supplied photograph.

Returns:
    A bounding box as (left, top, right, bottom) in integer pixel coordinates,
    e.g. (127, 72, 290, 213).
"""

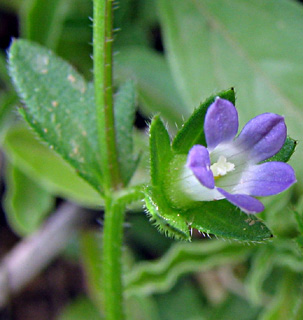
(180, 166, 223, 202)
(232, 162, 296, 196)
(217, 188, 264, 214)
(236, 113, 286, 162)
(204, 98, 238, 151)
(187, 145, 214, 189)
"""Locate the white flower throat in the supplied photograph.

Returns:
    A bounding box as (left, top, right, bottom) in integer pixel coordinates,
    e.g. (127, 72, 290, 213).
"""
(210, 156, 235, 177)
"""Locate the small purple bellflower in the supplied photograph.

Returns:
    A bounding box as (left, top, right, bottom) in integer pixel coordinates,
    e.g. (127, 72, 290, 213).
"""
(183, 97, 296, 214)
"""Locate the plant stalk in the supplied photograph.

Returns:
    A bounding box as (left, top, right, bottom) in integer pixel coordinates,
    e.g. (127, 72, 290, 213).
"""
(93, 1, 126, 318)
(93, 0, 121, 192)
(103, 197, 125, 319)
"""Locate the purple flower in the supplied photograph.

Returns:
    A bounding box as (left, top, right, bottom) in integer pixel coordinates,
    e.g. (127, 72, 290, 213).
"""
(183, 97, 296, 214)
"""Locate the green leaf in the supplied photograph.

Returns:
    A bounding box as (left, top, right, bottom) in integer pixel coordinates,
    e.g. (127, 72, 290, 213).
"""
(22, 0, 71, 49)
(3, 125, 102, 207)
(4, 162, 54, 235)
(158, 0, 303, 183)
(116, 47, 189, 126)
(185, 200, 272, 242)
(172, 88, 235, 154)
(125, 240, 252, 296)
(264, 136, 297, 163)
(114, 80, 139, 185)
(9, 39, 103, 192)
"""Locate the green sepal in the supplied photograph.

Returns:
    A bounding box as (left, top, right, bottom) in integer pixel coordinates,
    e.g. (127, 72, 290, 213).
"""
(114, 80, 140, 186)
(8, 39, 103, 192)
(149, 115, 172, 187)
(263, 136, 297, 163)
(146, 115, 190, 240)
(172, 88, 235, 154)
(184, 201, 272, 241)
(144, 187, 190, 241)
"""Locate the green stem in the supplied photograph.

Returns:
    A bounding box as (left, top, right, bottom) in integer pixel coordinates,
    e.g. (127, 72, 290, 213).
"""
(103, 197, 125, 319)
(93, 0, 121, 192)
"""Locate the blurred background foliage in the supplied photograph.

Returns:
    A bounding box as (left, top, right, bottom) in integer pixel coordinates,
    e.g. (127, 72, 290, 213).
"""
(1, 0, 303, 319)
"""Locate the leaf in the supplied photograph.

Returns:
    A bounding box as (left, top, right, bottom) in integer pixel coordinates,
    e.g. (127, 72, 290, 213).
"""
(22, 0, 71, 49)
(8, 39, 103, 192)
(172, 88, 235, 154)
(3, 125, 102, 207)
(185, 200, 273, 242)
(125, 240, 252, 296)
(4, 162, 54, 235)
(116, 46, 189, 126)
(158, 0, 303, 183)
(114, 80, 139, 185)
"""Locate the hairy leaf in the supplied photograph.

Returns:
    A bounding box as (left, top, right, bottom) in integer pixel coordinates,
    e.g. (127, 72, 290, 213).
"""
(185, 201, 273, 242)
(9, 39, 103, 192)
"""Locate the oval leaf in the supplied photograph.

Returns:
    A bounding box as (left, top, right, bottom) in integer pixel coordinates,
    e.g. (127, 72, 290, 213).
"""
(9, 39, 102, 192)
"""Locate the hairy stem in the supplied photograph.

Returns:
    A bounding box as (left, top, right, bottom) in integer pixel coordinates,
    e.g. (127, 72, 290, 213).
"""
(93, 0, 121, 192)
(103, 197, 125, 319)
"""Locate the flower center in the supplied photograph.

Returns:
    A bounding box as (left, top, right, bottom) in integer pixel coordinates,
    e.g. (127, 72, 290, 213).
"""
(210, 155, 235, 178)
